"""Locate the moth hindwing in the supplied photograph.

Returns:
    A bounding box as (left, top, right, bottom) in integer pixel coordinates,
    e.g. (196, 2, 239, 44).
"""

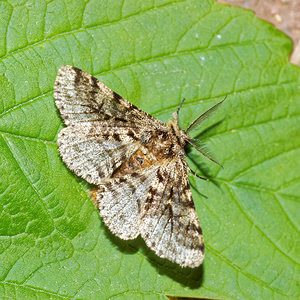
(55, 65, 223, 268)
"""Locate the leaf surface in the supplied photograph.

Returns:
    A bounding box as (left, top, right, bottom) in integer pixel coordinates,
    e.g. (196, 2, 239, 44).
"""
(0, 0, 299, 299)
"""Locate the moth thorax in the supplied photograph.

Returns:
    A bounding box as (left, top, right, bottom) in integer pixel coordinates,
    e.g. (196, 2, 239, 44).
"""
(168, 120, 186, 143)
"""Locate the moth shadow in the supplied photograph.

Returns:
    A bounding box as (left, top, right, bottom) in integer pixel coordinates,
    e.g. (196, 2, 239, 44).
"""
(140, 242, 204, 288)
(101, 218, 141, 255)
(186, 119, 226, 189)
(193, 119, 225, 140)
(187, 154, 220, 189)
(102, 218, 204, 288)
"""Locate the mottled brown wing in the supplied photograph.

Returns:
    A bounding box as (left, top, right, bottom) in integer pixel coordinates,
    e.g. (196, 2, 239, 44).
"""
(57, 123, 145, 185)
(139, 158, 205, 268)
(54, 65, 167, 184)
(96, 164, 161, 239)
(54, 65, 165, 129)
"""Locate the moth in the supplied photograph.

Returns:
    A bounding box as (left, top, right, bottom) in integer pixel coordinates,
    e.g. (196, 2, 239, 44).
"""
(54, 65, 224, 268)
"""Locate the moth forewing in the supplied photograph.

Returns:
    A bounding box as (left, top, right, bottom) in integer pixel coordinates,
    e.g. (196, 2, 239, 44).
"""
(54, 65, 222, 268)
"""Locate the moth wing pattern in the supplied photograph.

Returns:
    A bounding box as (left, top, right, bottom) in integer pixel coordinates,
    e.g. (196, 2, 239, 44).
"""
(140, 158, 204, 268)
(96, 164, 161, 239)
(55, 65, 166, 185)
(54, 65, 164, 128)
(96, 156, 204, 268)
(57, 123, 142, 185)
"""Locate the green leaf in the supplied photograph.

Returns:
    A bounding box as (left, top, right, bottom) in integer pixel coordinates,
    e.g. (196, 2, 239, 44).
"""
(0, 0, 299, 299)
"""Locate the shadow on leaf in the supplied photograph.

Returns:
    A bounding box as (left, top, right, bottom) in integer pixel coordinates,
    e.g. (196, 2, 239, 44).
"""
(101, 216, 204, 288)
